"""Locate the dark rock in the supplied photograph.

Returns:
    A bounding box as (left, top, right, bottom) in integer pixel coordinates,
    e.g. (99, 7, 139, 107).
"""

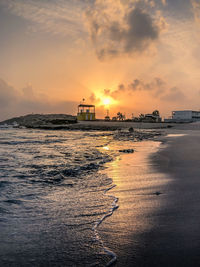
(154, 191, 162, 196)
(119, 149, 134, 153)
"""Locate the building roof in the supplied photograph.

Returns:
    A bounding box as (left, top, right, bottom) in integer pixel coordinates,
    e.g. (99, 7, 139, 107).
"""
(78, 104, 95, 107)
(172, 110, 200, 112)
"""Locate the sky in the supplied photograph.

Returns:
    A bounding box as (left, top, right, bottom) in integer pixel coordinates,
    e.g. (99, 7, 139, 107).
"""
(0, 0, 200, 120)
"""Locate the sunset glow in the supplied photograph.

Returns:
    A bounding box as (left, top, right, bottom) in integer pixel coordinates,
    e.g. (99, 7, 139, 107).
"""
(0, 1, 200, 120)
(102, 98, 112, 106)
(1, 2, 200, 266)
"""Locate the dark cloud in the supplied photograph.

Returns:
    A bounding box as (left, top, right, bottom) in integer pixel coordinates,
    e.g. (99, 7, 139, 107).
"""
(86, 6, 162, 60)
(111, 84, 125, 99)
(129, 77, 165, 93)
(124, 8, 159, 52)
(98, 77, 186, 103)
(127, 77, 186, 101)
(0, 78, 78, 121)
(129, 79, 143, 91)
(102, 84, 125, 100)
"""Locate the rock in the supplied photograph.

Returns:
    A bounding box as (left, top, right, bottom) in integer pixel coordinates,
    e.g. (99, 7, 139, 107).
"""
(154, 191, 162, 196)
(0, 114, 77, 129)
(119, 149, 134, 153)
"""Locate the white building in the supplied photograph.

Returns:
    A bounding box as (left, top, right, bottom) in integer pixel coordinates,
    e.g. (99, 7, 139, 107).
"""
(167, 110, 200, 122)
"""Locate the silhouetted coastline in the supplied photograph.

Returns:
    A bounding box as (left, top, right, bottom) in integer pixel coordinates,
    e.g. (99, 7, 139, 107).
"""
(0, 113, 178, 131)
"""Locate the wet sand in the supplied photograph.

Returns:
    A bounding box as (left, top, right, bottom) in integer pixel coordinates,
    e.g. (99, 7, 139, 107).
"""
(99, 128, 200, 266)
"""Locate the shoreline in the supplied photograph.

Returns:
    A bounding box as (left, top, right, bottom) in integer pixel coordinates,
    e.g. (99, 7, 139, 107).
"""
(97, 125, 200, 266)
(0, 113, 182, 131)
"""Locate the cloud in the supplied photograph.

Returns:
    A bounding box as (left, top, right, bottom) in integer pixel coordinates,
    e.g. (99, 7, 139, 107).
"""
(110, 84, 125, 99)
(124, 8, 159, 51)
(92, 76, 186, 105)
(85, 1, 167, 60)
(0, 0, 87, 37)
(89, 92, 100, 104)
(160, 86, 186, 102)
(102, 84, 125, 100)
(0, 78, 78, 121)
(128, 77, 166, 95)
(102, 77, 166, 99)
(1, 0, 168, 60)
(0, 79, 18, 108)
(127, 78, 186, 102)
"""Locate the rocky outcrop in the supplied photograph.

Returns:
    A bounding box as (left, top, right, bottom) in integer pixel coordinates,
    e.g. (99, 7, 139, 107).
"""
(0, 114, 77, 129)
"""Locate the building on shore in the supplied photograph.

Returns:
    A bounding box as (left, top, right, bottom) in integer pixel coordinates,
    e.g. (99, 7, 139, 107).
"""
(165, 110, 200, 122)
(142, 113, 162, 122)
(77, 104, 96, 121)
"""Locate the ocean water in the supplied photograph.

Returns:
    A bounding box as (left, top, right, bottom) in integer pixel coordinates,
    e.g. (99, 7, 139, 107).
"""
(0, 128, 133, 267)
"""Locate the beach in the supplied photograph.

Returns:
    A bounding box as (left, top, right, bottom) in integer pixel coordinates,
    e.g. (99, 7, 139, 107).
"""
(0, 122, 200, 266)
(1, 0, 200, 265)
(98, 123, 200, 266)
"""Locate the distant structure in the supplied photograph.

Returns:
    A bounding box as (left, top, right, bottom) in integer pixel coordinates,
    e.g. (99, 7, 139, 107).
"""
(142, 113, 162, 122)
(105, 109, 110, 121)
(133, 110, 162, 122)
(77, 104, 96, 121)
(165, 110, 200, 122)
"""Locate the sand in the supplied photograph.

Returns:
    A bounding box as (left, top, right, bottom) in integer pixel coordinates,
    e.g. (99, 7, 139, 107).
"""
(98, 125, 200, 266)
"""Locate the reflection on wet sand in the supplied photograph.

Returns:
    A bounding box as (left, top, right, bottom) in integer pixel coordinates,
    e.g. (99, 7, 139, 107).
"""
(99, 130, 200, 267)
(99, 140, 171, 266)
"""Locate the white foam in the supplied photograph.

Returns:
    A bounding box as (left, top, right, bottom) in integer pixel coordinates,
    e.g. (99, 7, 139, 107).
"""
(92, 184, 119, 266)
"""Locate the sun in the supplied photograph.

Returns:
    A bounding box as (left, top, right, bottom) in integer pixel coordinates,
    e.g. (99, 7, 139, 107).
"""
(102, 98, 111, 106)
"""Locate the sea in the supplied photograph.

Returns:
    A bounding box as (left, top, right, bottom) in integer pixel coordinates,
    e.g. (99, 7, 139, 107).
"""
(0, 127, 136, 267)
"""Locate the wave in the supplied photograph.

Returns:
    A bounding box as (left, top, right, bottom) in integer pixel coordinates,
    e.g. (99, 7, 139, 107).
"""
(0, 128, 119, 266)
(92, 184, 119, 266)
(24, 153, 112, 186)
(0, 139, 63, 145)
